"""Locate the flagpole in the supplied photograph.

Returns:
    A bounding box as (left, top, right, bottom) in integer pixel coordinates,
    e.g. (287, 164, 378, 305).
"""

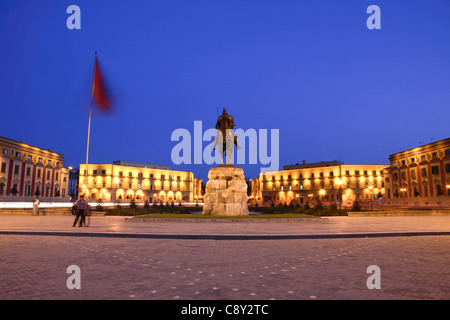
(84, 52, 97, 198)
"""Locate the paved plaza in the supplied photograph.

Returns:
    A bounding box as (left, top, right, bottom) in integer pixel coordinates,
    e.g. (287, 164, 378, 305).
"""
(0, 215, 449, 300)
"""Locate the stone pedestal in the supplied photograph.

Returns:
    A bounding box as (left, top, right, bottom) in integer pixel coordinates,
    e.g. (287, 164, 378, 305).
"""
(202, 165, 249, 216)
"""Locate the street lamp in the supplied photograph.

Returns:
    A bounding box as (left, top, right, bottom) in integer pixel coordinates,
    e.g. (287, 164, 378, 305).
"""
(337, 179, 343, 213)
(82, 184, 87, 198)
(319, 189, 325, 196)
(113, 177, 119, 203)
(400, 187, 407, 198)
(307, 193, 314, 205)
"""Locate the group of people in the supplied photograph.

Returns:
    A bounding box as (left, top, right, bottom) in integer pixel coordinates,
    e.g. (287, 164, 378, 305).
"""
(72, 195, 91, 227)
(31, 195, 91, 227)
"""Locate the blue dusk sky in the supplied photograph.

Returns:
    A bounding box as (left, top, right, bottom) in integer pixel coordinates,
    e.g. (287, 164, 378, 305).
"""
(1, 0, 449, 181)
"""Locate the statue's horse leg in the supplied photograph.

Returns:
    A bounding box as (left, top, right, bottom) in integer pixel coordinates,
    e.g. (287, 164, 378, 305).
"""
(211, 135, 218, 150)
(219, 142, 225, 165)
(234, 136, 242, 150)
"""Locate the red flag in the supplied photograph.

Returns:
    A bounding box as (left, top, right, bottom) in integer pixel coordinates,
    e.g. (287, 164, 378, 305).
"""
(92, 55, 111, 112)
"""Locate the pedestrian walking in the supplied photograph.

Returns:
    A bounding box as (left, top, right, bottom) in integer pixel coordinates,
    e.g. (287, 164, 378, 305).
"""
(73, 195, 87, 227)
(71, 202, 77, 216)
(33, 197, 40, 216)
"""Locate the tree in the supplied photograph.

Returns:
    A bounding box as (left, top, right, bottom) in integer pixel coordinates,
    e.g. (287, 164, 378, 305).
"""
(96, 199, 103, 211)
(10, 185, 19, 196)
(352, 200, 361, 211)
(315, 200, 323, 210)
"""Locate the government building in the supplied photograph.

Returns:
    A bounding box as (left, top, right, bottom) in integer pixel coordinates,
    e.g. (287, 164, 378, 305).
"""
(78, 160, 202, 203)
(0, 136, 70, 200)
(384, 138, 450, 206)
(251, 160, 387, 207)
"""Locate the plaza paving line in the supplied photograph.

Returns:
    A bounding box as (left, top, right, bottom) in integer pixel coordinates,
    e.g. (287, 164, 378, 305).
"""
(0, 229, 449, 240)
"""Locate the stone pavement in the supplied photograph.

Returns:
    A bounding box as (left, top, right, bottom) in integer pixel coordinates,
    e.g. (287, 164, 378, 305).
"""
(0, 215, 449, 239)
(0, 215, 449, 301)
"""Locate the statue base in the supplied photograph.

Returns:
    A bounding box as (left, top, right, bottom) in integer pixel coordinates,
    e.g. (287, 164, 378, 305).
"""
(202, 165, 249, 216)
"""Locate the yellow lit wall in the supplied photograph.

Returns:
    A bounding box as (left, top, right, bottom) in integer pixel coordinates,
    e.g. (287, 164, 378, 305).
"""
(79, 163, 201, 202)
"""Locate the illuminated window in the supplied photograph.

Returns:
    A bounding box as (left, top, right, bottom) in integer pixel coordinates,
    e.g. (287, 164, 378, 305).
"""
(421, 168, 427, 177)
(431, 166, 439, 175)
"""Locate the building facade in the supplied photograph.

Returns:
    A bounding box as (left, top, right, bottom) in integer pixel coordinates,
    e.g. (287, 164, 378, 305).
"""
(0, 136, 69, 200)
(384, 138, 450, 205)
(79, 161, 202, 203)
(251, 160, 387, 207)
(68, 168, 80, 200)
